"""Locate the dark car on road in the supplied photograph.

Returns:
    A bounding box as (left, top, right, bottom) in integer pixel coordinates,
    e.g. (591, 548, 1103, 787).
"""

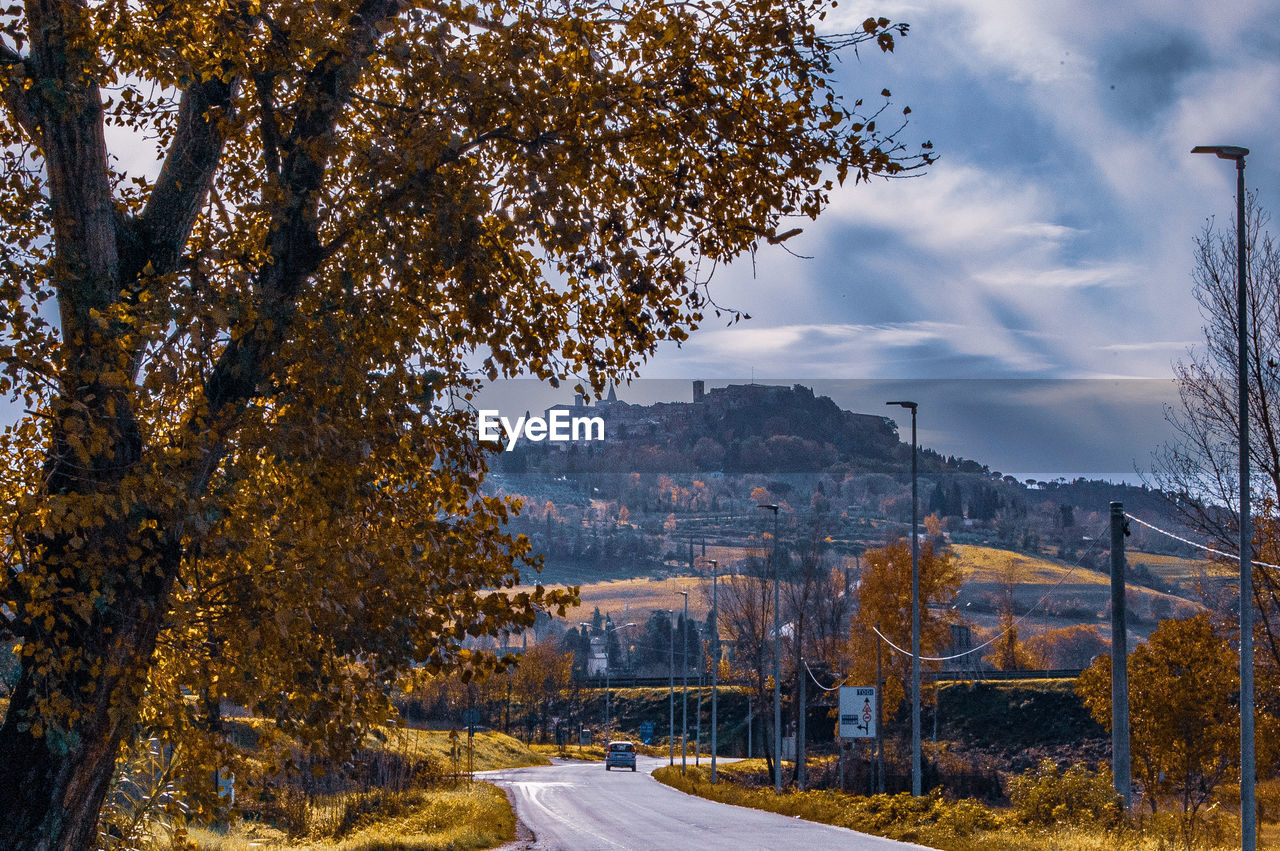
(605, 740, 637, 771)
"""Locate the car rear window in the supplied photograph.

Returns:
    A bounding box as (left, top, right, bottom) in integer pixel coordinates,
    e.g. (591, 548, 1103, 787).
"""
(610, 743, 634, 752)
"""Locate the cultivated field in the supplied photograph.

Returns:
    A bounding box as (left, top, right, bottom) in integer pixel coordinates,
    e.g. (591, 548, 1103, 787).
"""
(953, 545, 1205, 638)
(513, 544, 1213, 643)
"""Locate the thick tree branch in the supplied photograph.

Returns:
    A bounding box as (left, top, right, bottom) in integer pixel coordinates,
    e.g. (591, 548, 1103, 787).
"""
(186, 0, 405, 498)
(135, 77, 239, 278)
(26, 0, 118, 331)
(316, 124, 516, 262)
(253, 72, 281, 177)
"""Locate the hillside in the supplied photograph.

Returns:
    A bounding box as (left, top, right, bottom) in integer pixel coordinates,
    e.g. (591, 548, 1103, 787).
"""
(494, 382, 909, 475)
(511, 544, 1211, 647)
(951, 545, 1206, 643)
(483, 381, 1212, 651)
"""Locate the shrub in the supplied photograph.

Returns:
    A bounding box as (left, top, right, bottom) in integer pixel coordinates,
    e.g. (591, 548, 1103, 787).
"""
(928, 796, 1001, 837)
(1007, 759, 1122, 827)
(843, 791, 999, 838)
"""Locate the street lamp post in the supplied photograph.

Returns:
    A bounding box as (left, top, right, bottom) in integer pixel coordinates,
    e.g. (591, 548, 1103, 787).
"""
(668, 609, 676, 765)
(887, 400, 921, 797)
(680, 590, 690, 775)
(699, 558, 723, 782)
(757, 502, 782, 794)
(1191, 143, 1254, 850)
(584, 621, 636, 743)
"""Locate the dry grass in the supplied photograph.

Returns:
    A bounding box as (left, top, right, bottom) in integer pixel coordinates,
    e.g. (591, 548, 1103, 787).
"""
(1126, 551, 1225, 581)
(529, 740, 669, 761)
(653, 765, 1257, 850)
(188, 782, 515, 850)
(953, 546, 1110, 587)
(513, 575, 713, 623)
(177, 728, 541, 850)
(530, 742, 607, 761)
(374, 728, 549, 773)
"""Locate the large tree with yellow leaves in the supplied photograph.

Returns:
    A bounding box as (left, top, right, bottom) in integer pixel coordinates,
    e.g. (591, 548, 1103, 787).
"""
(0, 0, 928, 843)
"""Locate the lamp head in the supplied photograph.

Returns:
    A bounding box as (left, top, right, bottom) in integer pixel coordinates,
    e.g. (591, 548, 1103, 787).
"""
(886, 400, 918, 410)
(757, 503, 779, 512)
(1192, 145, 1249, 160)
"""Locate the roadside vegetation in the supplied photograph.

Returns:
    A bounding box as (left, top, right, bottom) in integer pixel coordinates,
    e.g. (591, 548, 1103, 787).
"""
(530, 740, 678, 761)
(654, 760, 1278, 850)
(187, 782, 514, 851)
(109, 727, 542, 849)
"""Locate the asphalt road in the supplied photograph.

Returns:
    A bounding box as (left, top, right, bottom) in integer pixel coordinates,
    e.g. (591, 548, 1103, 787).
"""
(482, 755, 936, 850)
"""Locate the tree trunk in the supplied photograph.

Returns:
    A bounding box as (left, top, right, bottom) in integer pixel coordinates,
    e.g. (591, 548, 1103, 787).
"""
(758, 678, 774, 777)
(0, 582, 169, 848)
(0, 381, 179, 847)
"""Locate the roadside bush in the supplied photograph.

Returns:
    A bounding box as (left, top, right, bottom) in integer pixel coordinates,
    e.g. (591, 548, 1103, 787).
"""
(656, 767, 1001, 844)
(253, 786, 310, 838)
(924, 742, 1004, 802)
(928, 796, 1002, 837)
(329, 789, 424, 837)
(844, 791, 999, 838)
(1007, 759, 1122, 827)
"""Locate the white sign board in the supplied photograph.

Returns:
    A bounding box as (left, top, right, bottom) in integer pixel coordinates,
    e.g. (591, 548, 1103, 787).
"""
(839, 686, 877, 739)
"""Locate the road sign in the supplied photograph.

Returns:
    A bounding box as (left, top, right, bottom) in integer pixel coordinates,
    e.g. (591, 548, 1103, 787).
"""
(839, 686, 876, 739)
(216, 767, 234, 805)
(639, 721, 655, 744)
(462, 708, 480, 726)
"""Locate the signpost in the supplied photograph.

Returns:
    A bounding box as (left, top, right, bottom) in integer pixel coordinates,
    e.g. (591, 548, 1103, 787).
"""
(217, 767, 235, 805)
(462, 709, 479, 781)
(639, 720, 655, 745)
(839, 686, 876, 739)
(839, 686, 876, 794)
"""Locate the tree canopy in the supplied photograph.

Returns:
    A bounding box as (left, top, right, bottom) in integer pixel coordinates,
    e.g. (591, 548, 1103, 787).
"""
(0, 0, 929, 842)
(850, 538, 961, 722)
(1076, 614, 1259, 837)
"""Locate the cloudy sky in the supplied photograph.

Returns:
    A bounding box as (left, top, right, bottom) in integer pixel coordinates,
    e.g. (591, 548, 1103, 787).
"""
(40, 3, 1280, 479)
(640, 0, 1280, 383)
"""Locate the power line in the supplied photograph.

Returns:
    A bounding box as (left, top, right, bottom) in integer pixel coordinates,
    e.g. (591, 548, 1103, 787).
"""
(1125, 512, 1280, 570)
(803, 658, 844, 692)
(872, 524, 1108, 662)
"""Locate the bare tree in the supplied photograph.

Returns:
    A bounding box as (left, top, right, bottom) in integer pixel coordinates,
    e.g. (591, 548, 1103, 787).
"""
(717, 553, 776, 776)
(783, 514, 854, 787)
(1151, 194, 1280, 705)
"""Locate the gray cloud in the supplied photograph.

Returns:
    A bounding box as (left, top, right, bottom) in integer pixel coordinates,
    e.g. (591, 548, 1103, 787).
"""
(1101, 33, 1207, 122)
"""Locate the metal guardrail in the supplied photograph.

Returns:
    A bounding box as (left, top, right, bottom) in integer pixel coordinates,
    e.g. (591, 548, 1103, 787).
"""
(924, 668, 1085, 682)
(575, 675, 697, 689)
(576, 669, 1086, 689)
